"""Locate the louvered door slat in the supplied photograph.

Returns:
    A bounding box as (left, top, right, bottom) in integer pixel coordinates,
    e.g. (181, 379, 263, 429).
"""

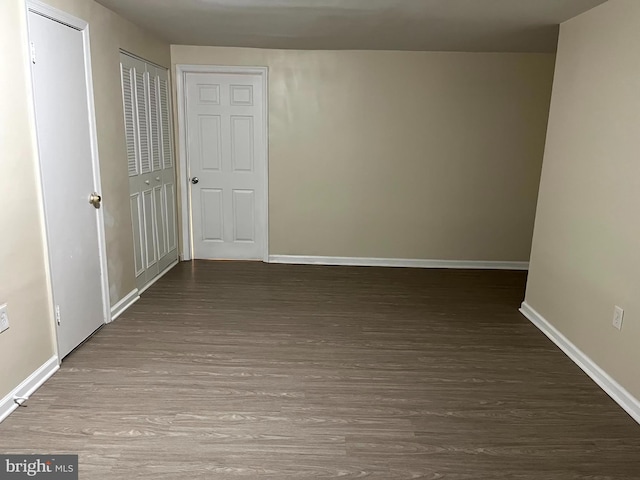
(159, 78, 173, 169)
(135, 70, 151, 174)
(121, 65, 138, 177)
(149, 74, 162, 171)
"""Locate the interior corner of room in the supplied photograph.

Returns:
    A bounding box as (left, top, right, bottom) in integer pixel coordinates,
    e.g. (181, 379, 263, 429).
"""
(0, 0, 638, 467)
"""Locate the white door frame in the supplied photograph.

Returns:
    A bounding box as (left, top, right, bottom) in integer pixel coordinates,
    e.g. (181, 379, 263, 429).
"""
(175, 64, 269, 262)
(25, 0, 111, 336)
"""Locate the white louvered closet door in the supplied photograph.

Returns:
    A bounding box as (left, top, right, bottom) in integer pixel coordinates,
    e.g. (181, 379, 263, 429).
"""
(156, 67, 179, 272)
(120, 53, 178, 291)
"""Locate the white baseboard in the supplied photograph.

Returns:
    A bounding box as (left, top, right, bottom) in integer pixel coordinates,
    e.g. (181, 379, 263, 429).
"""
(268, 255, 529, 270)
(109, 288, 140, 322)
(139, 259, 179, 295)
(520, 302, 640, 425)
(0, 355, 59, 424)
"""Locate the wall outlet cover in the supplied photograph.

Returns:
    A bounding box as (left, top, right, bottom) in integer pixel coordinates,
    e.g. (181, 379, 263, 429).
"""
(0, 303, 9, 333)
(612, 306, 624, 331)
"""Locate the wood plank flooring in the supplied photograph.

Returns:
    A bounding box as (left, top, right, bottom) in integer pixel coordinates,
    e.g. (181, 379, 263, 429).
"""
(1, 261, 639, 479)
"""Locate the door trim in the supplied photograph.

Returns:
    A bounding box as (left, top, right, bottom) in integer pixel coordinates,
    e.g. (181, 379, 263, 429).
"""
(175, 64, 269, 262)
(26, 0, 111, 340)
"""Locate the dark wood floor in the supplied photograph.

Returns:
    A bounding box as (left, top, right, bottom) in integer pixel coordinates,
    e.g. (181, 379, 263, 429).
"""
(1, 261, 639, 479)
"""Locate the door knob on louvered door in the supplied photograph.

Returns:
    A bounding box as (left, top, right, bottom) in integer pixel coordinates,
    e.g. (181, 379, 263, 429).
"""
(191, 177, 199, 184)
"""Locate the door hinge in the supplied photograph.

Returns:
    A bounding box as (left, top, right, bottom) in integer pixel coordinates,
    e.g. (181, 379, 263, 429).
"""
(30, 42, 36, 64)
(55, 305, 61, 326)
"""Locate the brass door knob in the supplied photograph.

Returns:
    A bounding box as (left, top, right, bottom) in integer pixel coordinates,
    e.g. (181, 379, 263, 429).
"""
(89, 192, 102, 208)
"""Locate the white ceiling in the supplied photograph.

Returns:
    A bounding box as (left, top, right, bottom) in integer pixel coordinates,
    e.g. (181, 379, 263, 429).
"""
(96, 0, 608, 53)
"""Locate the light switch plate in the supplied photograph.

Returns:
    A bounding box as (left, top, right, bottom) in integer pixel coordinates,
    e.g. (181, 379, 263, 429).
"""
(0, 304, 9, 334)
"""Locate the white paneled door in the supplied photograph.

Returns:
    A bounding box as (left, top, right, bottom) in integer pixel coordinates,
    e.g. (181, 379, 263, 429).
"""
(184, 71, 267, 260)
(28, 9, 107, 358)
(120, 53, 178, 291)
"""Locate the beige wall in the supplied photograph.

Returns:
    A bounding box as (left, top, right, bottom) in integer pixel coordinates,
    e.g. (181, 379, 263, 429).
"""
(172, 46, 555, 261)
(0, 0, 57, 405)
(525, 0, 640, 399)
(43, 0, 170, 305)
(0, 0, 168, 402)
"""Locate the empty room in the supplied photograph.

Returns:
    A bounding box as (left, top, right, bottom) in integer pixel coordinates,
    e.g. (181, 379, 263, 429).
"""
(0, 0, 639, 478)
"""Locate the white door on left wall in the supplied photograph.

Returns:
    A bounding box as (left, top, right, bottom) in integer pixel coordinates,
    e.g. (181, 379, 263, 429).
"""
(28, 11, 106, 358)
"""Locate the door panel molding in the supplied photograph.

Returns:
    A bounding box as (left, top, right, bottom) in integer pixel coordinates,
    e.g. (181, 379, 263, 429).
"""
(176, 65, 269, 261)
(26, 0, 111, 351)
(129, 193, 145, 277)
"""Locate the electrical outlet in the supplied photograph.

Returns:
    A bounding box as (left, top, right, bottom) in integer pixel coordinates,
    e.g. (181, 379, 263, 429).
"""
(0, 304, 9, 334)
(612, 306, 624, 331)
